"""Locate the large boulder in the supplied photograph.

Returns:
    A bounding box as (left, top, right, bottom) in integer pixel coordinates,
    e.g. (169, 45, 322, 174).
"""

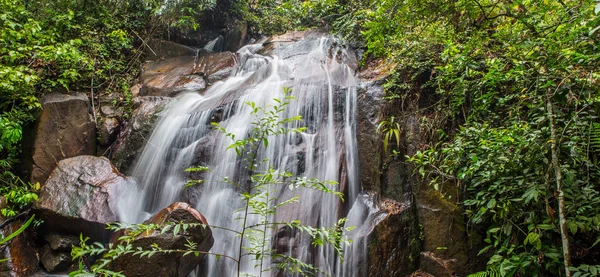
(21, 93, 96, 184)
(34, 156, 133, 241)
(110, 202, 214, 277)
(138, 51, 237, 97)
(223, 21, 248, 52)
(139, 56, 207, 97)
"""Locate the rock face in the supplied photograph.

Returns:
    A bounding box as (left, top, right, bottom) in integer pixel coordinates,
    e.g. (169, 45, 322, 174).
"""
(21, 93, 96, 184)
(40, 244, 71, 273)
(357, 80, 384, 193)
(139, 51, 237, 97)
(367, 196, 420, 277)
(110, 96, 172, 172)
(110, 202, 214, 277)
(223, 21, 248, 52)
(139, 56, 207, 97)
(34, 156, 133, 241)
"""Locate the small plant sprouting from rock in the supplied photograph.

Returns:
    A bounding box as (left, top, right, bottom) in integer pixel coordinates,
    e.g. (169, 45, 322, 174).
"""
(70, 90, 352, 277)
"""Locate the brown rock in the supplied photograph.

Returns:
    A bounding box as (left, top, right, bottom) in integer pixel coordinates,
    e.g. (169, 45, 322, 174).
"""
(367, 194, 420, 277)
(34, 156, 133, 241)
(194, 52, 237, 84)
(139, 56, 206, 97)
(110, 202, 214, 277)
(21, 93, 96, 184)
(138, 51, 237, 97)
(98, 117, 120, 146)
(110, 96, 172, 172)
(0, 217, 40, 277)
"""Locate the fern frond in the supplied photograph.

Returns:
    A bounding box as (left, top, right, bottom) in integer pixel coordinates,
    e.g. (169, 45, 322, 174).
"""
(591, 122, 600, 151)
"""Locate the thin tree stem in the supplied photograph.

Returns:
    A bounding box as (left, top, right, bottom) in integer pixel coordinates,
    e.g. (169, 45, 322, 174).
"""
(547, 96, 571, 277)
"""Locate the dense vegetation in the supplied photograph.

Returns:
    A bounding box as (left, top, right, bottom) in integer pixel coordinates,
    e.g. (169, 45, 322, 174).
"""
(1, 0, 600, 276)
(249, 0, 600, 276)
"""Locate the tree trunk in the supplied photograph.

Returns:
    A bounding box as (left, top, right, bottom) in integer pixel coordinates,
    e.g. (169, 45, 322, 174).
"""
(547, 97, 572, 277)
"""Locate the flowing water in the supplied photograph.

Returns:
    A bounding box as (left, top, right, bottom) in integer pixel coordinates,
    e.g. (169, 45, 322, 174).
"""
(118, 35, 372, 276)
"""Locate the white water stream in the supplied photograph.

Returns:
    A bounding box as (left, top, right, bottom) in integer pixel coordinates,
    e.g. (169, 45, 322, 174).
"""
(118, 35, 372, 277)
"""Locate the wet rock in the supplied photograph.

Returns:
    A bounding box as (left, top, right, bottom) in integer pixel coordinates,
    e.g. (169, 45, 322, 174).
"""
(145, 40, 197, 61)
(0, 217, 40, 277)
(223, 21, 247, 52)
(21, 93, 96, 184)
(367, 195, 420, 277)
(139, 56, 207, 97)
(34, 156, 133, 241)
(139, 51, 237, 97)
(402, 110, 470, 276)
(110, 202, 214, 277)
(356, 80, 385, 193)
(40, 245, 71, 273)
(260, 29, 327, 54)
(110, 96, 172, 172)
(98, 117, 121, 146)
(194, 52, 237, 84)
(43, 233, 79, 252)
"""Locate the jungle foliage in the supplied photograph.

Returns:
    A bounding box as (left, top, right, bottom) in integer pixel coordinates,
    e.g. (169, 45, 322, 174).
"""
(0, 0, 238, 214)
(327, 0, 600, 276)
(244, 0, 600, 276)
(3, 0, 600, 276)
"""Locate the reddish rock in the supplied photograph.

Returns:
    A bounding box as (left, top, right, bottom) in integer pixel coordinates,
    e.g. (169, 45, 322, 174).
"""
(110, 202, 214, 277)
(34, 156, 133, 241)
(194, 52, 237, 84)
(139, 56, 206, 97)
(0, 217, 40, 277)
(21, 93, 96, 184)
(138, 51, 237, 97)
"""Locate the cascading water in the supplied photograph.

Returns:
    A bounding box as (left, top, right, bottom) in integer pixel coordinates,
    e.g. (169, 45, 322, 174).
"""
(118, 34, 371, 276)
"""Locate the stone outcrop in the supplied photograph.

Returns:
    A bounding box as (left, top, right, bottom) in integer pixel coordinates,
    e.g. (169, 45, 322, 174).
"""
(139, 56, 207, 97)
(367, 196, 420, 277)
(110, 96, 172, 172)
(21, 93, 96, 184)
(34, 156, 133, 241)
(357, 79, 385, 193)
(139, 51, 237, 97)
(223, 21, 248, 52)
(110, 202, 214, 277)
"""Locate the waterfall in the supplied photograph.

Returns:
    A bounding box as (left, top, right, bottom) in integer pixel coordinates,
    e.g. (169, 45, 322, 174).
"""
(118, 35, 364, 276)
